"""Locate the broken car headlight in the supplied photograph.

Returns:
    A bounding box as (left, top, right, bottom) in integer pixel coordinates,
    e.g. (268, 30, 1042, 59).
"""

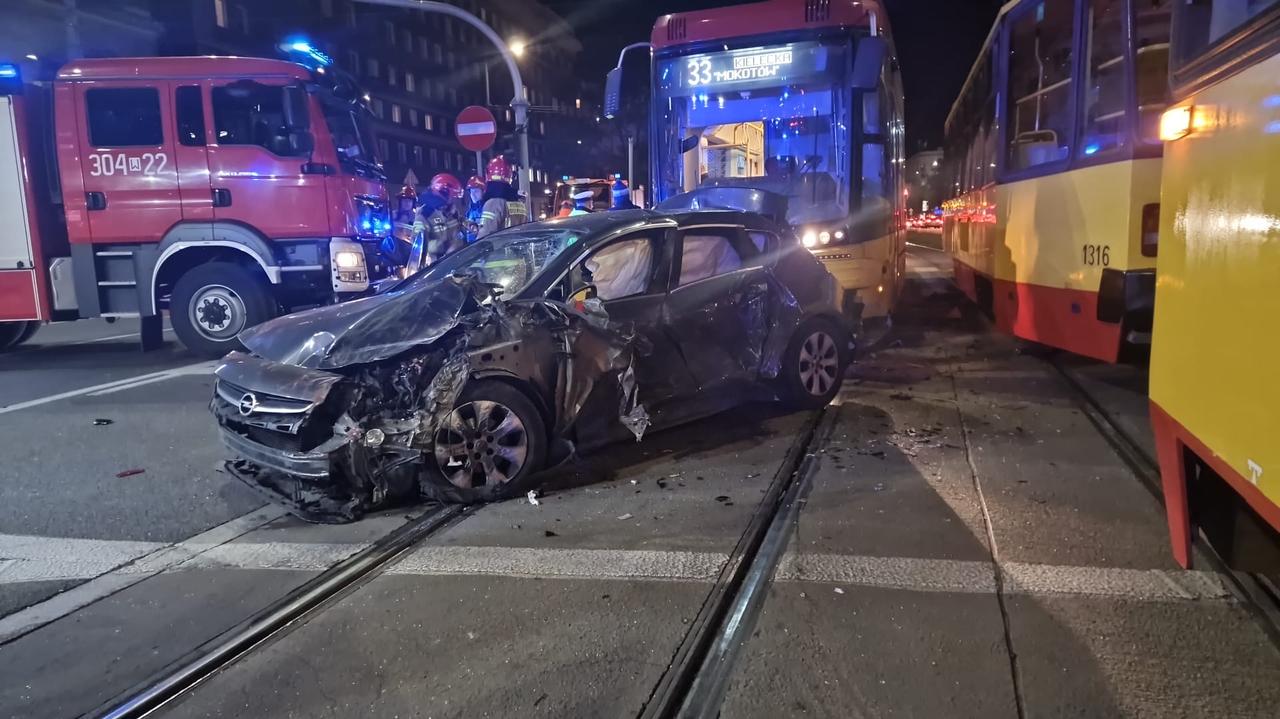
(362, 428, 385, 447)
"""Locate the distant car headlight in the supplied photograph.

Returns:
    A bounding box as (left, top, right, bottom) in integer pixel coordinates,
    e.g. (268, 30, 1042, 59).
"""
(819, 231, 831, 244)
(835, 230, 845, 240)
(802, 230, 817, 248)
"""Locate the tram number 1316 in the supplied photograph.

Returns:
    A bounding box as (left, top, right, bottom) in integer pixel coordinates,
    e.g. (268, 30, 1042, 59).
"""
(1082, 244, 1111, 267)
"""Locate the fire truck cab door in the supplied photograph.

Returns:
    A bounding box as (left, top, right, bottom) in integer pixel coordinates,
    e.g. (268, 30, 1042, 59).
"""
(74, 82, 182, 243)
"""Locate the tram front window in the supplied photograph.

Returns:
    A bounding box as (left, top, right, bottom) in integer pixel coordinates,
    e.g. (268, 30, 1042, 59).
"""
(653, 41, 853, 226)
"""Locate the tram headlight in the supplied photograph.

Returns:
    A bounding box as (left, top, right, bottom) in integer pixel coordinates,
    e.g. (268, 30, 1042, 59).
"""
(1160, 105, 1194, 141)
(802, 230, 818, 248)
(819, 231, 831, 244)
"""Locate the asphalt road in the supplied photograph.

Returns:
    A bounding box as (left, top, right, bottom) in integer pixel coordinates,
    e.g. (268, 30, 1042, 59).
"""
(1, 251, 1278, 718)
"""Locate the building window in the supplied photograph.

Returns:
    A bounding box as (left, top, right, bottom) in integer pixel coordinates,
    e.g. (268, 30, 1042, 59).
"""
(423, 82, 432, 100)
(444, 152, 452, 170)
(175, 86, 206, 147)
(397, 142, 408, 163)
(409, 108, 419, 127)
(347, 1, 358, 27)
(347, 51, 359, 72)
(413, 145, 423, 165)
(446, 52, 455, 70)
(387, 65, 397, 87)
(539, 120, 545, 135)
(575, 97, 582, 110)
(419, 37, 430, 60)
(449, 88, 457, 106)
(235, 4, 250, 33)
(433, 45, 443, 63)
(401, 29, 413, 50)
(426, 114, 434, 131)
(371, 98, 384, 118)
(214, 0, 228, 28)
(1006, 0, 1075, 170)
(378, 138, 390, 160)
(385, 20, 395, 44)
(435, 81, 444, 99)
(320, 0, 333, 17)
(86, 88, 163, 147)
(430, 147, 438, 166)
(480, 7, 488, 22)
(405, 73, 415, 93)
(366, 57, 379, 79)
(505, 108, 512, 122)
(212, 83, 308, 156)
(391, 104, 402, 123)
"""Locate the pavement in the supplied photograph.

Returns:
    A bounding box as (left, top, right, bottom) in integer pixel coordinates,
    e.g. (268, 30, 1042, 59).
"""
(0, 249, 1278, 718)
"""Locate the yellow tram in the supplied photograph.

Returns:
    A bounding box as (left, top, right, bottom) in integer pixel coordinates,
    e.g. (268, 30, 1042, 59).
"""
(942, 0, 1172, 363)
(1150, 0, 1280, 570)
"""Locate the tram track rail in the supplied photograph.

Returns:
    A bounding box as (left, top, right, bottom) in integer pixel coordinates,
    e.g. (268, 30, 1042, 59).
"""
(639, 405, 834, 719)
(1050, 357, 1280, 648)
(87, 504, 471, 719)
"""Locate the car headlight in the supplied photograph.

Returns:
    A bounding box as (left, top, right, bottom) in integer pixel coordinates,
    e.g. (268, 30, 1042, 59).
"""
(802, 230, 817, 248)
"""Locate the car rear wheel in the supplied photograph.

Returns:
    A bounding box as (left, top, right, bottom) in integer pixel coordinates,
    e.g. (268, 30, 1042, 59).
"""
(420, 380, 548, 504)
(781, 318, 850, 408)
(171, 262, 275, 357)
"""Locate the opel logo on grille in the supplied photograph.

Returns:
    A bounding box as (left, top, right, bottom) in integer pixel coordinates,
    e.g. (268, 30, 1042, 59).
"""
(237, 392, 259, 416)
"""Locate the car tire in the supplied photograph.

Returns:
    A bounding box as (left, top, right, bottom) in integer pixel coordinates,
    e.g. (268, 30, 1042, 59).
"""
(170, 262, 275, 358)
(781, 317, 850, 408)
(0, 321, 38, 351)
(420, 380, 549, 504)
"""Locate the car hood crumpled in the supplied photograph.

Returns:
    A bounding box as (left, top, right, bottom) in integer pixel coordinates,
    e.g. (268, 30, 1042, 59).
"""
(238, 275, 481, 369)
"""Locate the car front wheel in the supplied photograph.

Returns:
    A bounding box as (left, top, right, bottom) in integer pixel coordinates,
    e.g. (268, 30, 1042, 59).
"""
(781, 318, 850, 408)
(420, 380, 548, 504)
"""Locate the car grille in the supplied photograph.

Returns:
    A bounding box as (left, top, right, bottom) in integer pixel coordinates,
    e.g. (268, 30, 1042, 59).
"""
(215, 380, 316, 416)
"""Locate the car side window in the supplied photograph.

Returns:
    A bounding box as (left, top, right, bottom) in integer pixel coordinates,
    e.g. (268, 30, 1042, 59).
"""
(678, 229, 746, 286)
(212, 81, 304, 157)
(747, 230, 779, 256)
(578, 234, 661, 301)
(85, 88, 163, 147)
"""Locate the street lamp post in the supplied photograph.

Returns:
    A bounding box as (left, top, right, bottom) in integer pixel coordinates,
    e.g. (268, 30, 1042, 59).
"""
(354, 0, 531, 200)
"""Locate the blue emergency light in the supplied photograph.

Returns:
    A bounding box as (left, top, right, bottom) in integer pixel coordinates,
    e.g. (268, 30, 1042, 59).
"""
(0, 64, 18, 79)
(0, 63, 21, 96)
(280, 38, 333, 69)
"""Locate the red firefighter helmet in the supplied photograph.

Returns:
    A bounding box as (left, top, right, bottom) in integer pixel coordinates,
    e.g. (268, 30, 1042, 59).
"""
(467, 175, 485, 191)
(485, 156, 513, 184)
(429, 173, 463, 200)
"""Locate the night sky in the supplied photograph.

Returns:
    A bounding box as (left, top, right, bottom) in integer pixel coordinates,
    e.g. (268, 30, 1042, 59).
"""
(543, 0, 1004, 152)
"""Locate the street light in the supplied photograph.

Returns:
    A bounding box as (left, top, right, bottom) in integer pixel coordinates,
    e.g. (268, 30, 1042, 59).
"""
(509, 39, 525, 57)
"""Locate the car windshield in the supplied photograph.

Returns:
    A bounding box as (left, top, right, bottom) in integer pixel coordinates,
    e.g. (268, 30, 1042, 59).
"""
(318, 88, 384, 180)
(400, 228, 585, 296)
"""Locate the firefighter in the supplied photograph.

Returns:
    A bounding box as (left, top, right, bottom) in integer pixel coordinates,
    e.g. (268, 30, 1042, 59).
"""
(382, 184, 418, 267)
(415, 176, 463, 264)
(569, 189, 594, 216)
(609, 177, 638, 210)
(477, 156, 529, 239)
(464, 176, 485, 242)
(556, 200, 574, 218)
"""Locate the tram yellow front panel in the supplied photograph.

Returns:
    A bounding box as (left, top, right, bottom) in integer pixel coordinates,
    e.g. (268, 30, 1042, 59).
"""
(1151, 54, 1280, 499)
(812, 232, 901, 320)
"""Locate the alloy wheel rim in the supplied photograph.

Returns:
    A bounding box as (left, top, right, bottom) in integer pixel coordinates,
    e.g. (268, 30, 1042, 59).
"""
(798, 331, 839, 396)
(433, 400, 529, 489)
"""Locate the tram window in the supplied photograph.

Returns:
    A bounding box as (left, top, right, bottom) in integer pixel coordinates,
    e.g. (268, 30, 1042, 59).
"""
(1006, 0, 1076, 170)
(1081, 0, 1127, 157)
(1175, 0, 1280, 67)
(1135, 0, 1173, 143)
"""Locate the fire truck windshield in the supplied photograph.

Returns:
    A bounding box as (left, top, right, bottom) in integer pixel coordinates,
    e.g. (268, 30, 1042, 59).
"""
(653, 40, 853, 227)
(319, 89, 384, 180)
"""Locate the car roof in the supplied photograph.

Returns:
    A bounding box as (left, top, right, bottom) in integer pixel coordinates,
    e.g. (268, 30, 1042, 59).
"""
(534, 208, 783, 244)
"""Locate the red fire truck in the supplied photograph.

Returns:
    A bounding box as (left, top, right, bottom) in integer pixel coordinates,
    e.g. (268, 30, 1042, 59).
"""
(0, 55, 394, 355)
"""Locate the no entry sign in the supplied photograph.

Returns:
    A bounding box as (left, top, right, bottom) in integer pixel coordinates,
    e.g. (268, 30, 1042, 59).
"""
(455, 105, 497, 152)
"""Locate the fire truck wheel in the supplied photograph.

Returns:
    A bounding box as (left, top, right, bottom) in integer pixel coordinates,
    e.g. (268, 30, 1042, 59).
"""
(171, 262, 275, 357)
(0, 321, 38, 351)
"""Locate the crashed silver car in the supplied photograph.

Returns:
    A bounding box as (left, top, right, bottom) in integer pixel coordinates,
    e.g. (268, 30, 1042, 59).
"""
(211, 208, 855, 522)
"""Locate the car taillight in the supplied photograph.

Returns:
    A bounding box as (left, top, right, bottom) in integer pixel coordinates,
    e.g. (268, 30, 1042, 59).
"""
(1141, 203, 1160, 257)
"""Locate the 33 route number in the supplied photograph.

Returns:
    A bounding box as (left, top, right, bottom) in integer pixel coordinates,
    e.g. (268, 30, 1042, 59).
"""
(1082, 244, 1110, 267)
(687, 58, 712, 86)
(88, 152, 168, 177)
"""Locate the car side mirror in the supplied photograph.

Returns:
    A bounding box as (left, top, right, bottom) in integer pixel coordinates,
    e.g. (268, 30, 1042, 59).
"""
(283, 84, 311, 130)
(852, 36, 887, 90)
